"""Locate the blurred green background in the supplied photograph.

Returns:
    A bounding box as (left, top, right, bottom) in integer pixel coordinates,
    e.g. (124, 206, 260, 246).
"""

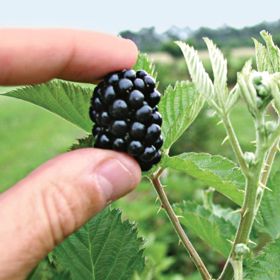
(0, 23, 280, 279)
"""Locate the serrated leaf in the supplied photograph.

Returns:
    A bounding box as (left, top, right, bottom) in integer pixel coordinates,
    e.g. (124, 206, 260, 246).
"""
(159, 81, 204, 150)
(212, 204, 240, 228)
(176, 41, 215, 108)
(54, 208, 145, 280)
(70, 135, 94, 150)
(2, 80, 93, 132)
(204, 38, 227, 95)
(255, 171, 280, 239)
(254, 31, 280, 73)
(27, 258, 70, 280)
(253, 39, 272, 72)
(133, 53, 157, 79)
(245, 238, 280, 280)
(175, 201, 237, 257)
(260, 30, 280, 72)
(237, 60, 258, 116)
(225, 84, 241, 112)
(163, 153, 245, 205)
(270, 75, 280, 115)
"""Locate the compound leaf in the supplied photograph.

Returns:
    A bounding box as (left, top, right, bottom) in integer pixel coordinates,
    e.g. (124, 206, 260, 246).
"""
(2, 80, 93, 132)
(159, 81, 204, 151)
(54, 208, 145, 280)
(175, 201, 237, 257)
(163, 153, 245, 205)
(245, 238, 280, 280)
(255, 172, 280, 240)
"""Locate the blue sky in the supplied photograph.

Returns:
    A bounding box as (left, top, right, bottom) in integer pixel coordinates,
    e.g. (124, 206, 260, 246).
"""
(1, 0, 279, 34)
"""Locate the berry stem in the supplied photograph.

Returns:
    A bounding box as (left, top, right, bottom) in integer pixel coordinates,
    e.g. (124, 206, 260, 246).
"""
(151, 169, 212, 280)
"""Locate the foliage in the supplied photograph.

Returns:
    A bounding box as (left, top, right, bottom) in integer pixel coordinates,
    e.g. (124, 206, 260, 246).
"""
(120, 27, 163, 52)
(120, 20, 280, 54)
(27, 208, 144, 280)
(3, 80, 93, 132)
(54, 208, 145, 280)
(2, 31, 280, 280)
(188, 22, 280, 50)
(159, 81, 204, 151)
(175, 201, 237, 257)
(245, 239, 280, 280)
(254, 171, 280, 240)
(164, 153, 244, 205)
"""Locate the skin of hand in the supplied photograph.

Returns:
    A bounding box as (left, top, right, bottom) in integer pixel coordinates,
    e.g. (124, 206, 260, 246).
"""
(0, 29, 141, 280)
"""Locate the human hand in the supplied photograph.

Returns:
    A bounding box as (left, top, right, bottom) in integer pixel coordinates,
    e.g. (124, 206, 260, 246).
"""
(0, 29, 141, 280)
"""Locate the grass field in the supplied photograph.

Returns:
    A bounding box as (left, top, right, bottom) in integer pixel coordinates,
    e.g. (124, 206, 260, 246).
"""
(149, 47, 255, 62)
(0, 92, 85, 191)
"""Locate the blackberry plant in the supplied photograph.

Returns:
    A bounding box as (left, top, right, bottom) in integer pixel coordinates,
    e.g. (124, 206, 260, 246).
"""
(89, 69, 162, 171)
(2, 31, 280, 280)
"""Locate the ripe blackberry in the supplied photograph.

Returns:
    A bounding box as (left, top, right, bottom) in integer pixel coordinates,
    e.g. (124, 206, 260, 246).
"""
(128, 90, 145, 109)
(110, 120, 128, 137)
(89, 69, 163, 171)
(113, 138, 126, 151)
(130, 122, 146, 140)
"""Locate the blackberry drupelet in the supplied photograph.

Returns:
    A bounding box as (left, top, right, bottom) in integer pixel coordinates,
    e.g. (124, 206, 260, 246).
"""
(89, 69, 163, 171)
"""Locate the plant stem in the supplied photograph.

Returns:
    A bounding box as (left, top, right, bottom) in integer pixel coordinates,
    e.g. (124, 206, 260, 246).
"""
(219, 170, 265, 280)
(151, 170, 212, 280)
(219, 113, 267, 280)
(235, 171, 260, 242)
(219, 170, 261, 280)
(232, 260, 243, 280)
(254, 138, 279, 232)
(260, 139, 279, 187)
(222, 116, 249, 176)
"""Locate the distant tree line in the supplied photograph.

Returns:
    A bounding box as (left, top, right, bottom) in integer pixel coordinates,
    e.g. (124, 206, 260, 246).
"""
(120, 20, 280, 56)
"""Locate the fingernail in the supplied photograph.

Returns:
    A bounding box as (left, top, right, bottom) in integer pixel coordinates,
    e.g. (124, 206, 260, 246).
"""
(95, 157, 139, 201)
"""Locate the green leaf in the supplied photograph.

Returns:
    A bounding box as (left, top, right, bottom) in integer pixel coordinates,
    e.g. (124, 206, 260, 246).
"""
(159, 81, 204, 150)
(254, 30, 280, 73)
(2, 80, 93, 132)
(204, 38, 227, 93)
(255, 172, 280, 239)
(253, 39, 272, 72)
(203, 37, 237, 113)
(245, 238, 280, 280)
(70, 135, 94, 150)
(237, 60, 259, 116)
(133, 53, 157, 78)
(212, 204, 240, 228)
(163, 153, 245, 205)
(27, 257, 70, 280)
(175, 201, 237, 257)
(176, 41, 216, 109)
(54, 208, 145, 280)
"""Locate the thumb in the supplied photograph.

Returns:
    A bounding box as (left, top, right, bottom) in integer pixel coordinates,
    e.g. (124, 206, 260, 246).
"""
(0, 148, 141, 280)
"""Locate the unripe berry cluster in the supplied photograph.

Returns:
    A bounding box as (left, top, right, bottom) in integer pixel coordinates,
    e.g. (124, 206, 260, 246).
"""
(89, 69, 163, 171)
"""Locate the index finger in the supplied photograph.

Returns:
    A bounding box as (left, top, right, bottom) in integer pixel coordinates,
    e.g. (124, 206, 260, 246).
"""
(0, 29, 138, 85)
